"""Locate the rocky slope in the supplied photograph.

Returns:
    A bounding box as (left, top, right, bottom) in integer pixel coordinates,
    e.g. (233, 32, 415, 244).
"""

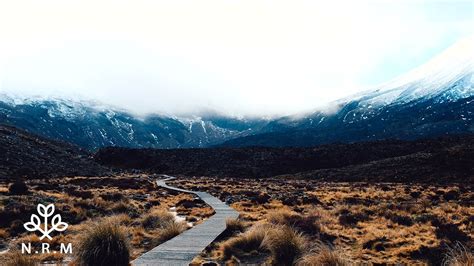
(0, 125, 107, 180)
(0, 94, 267, 150)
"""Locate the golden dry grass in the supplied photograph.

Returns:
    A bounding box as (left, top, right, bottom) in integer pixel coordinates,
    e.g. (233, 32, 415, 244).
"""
(1, 250, 38, 266)
(156, 221, 188, 244)
(141, 208, 175, 230)
(74, 218, 130, 266)
(225, 218, 247, 233)
(443, 242, 474, 266)
(221, 224, 270, 260)
(0, 175, 215, 264)
(170, 177, 473, 265)
(296, 241, 351, 266)
(263, 225, 307, 265)
(220, 222, 307, 265)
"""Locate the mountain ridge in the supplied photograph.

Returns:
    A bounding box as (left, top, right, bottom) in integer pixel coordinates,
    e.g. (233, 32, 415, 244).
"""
(219, 38, 474, 147)
(0, 38, 472, 149)
(0, 92, 269, 150)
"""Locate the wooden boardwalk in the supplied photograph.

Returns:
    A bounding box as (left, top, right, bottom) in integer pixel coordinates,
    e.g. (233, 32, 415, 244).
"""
(133, 176, 239, 266)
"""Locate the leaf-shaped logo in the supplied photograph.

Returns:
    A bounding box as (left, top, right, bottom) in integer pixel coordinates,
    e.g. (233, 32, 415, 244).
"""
(51, 214, 68, 232)
(38, 204, 55, 218)
(23, 203, 68, 240)
(24, 214, 41, 232)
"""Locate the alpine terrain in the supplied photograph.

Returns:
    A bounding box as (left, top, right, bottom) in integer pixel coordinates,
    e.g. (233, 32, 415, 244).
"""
(0, 38, 472, 149)
(221, 37, 474, 147)
(0, 94, 267, 150)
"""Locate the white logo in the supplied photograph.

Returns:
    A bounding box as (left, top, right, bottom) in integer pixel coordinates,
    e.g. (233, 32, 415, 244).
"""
(24, 204, 68, 240)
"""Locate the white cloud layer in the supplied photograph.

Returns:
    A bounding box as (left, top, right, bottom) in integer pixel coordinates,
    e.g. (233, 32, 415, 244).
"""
(0, 0, 472, 116)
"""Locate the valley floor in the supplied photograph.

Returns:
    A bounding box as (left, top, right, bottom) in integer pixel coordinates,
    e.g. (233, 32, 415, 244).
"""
(168, 177, 473, 265)
(0, 175, 472, 265)
(0, 175, 214, 264)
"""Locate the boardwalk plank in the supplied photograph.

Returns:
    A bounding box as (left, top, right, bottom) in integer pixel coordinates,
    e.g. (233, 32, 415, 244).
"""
(133, 176, 239, 266)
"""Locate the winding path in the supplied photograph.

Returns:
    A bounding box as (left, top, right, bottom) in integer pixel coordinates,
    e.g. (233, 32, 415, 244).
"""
(133, 176, 239, 266)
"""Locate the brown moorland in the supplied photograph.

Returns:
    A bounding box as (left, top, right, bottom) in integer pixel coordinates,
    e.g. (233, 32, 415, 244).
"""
(0, 175, 214, 265)
(165, 177, 473, 265)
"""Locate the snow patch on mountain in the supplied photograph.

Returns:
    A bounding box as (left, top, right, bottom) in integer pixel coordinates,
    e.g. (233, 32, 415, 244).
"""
(353, 37, 473, 107)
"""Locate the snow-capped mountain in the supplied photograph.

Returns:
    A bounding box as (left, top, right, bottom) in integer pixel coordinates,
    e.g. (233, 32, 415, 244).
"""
(345, 36, 473, 108)
(221, 38, 474, 147)
(1, 38, 472, 149)
(0, 93, 268, 150)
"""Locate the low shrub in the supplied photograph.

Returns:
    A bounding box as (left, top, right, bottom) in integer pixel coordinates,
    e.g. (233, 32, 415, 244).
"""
(338, 209, 369, 227)
(389, 214, 414, 226)
(68, 189, 93, 199)
(432, 218, 470, 243)
(8, 180, 29, 195)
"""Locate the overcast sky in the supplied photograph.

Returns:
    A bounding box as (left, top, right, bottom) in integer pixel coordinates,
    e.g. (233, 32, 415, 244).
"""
(0, 0, 472, 116)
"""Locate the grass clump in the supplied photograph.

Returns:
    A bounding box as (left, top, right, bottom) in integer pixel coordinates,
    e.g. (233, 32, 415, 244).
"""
(266, 209, 321, 235)
(443, 242, 473, 266)
(226, 218, 247, 233)
(221, 223, 307, 265)
(158, 221, 187, 243)
(140, 208, 187, 245)
(74, 218, 130, 266)
(297, 241, 351, 266)
(263, 225, 307, 265)
(141, 209, 175, 230)
(221, 224, 269, 260)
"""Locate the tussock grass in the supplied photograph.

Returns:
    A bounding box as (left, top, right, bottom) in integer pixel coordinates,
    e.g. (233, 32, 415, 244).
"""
(266, 209, 321, 235)
(266, 209, 297, 225)
(443, 242, 474, 266)
(139, 208, 187, 246)
(296, 241, 351, 266)
(263, 225, 307, 265)
(74, 218, 130, 266)
(226, 218, 247, 233)
(141, 209, 175, 230)
(221, 223, 307, 264)
(158, 221, 188, 243)
(221, 224, 270, 259)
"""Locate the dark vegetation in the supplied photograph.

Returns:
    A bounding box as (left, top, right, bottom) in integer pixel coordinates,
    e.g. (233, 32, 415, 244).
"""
(95, 135, 474, 183)
(8, 179, 29, 195)
(0, 125, 108, 180)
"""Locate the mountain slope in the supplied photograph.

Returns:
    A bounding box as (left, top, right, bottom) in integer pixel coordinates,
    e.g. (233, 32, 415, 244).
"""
(220, 38, 474, 147)
(0, 94, 268, 150)
(0, 125, 107, 180)
(1, 38, 472, 149)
